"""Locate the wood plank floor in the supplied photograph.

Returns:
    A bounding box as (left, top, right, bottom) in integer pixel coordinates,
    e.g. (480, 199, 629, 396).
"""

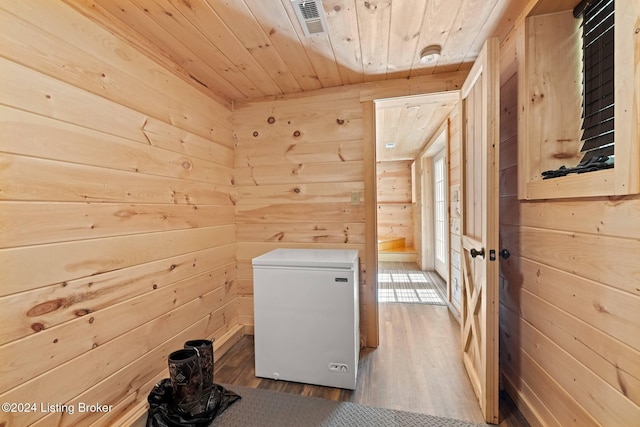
(213, 286, 530, 426)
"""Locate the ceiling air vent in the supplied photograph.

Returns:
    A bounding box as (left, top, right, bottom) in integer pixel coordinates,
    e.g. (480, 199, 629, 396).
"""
(291, 0, 328, 36)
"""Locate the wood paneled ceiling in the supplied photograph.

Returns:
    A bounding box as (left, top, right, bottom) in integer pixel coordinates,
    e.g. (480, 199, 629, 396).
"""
(376, 92, 458, 162)
(64, 0, 522, 162)
(66, 0, 517, 104)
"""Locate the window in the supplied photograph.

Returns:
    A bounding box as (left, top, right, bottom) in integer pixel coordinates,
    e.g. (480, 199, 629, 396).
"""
(576, 0, 615, 165)
(540, 0, 615, 179)
(517, 0, 638, 199)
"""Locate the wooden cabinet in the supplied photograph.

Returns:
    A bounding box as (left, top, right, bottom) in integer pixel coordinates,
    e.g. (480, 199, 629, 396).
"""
(517, 0, 640, 199)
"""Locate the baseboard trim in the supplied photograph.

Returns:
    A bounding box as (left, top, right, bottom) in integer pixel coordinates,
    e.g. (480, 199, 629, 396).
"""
(502, 370, 546, 427)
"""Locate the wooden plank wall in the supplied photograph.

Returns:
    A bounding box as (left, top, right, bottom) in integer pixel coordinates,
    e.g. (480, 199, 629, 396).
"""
(0, 2, 240, 426)
(233, 88, 366, 336)
(447, 106, 463, 315)
(498, 24, 640, 427)
(412, 159, 424, 269)
(233, 72, 466, 346)
(376, 160, 413, 246)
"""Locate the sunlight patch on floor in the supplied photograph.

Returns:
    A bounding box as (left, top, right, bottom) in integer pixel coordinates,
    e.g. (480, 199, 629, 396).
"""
(377, 269, 446, 305)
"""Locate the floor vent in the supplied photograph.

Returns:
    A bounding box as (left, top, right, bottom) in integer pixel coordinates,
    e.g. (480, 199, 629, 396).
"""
(291, 0, 328, 36)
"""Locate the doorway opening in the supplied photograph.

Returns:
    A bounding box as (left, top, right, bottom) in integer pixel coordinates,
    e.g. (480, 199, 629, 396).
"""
(369, 90, 484, 421)
(373, 92, 457, 311)
(369, 89, 486, 422)
(366, 39, 503, 423)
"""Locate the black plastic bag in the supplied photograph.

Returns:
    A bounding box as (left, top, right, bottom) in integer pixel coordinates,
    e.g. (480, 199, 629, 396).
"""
(146, 379, 241, 427)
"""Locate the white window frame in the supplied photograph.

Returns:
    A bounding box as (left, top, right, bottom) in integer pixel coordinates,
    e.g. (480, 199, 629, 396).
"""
(433, 149, 448, 279)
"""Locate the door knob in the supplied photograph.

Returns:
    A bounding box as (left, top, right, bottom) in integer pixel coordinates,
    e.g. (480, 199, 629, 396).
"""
(470, 248, 485, 259)
(499, 249, 510, 260)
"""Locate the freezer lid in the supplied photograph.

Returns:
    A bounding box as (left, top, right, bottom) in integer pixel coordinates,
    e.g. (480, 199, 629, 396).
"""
(252, 248, 358, 269)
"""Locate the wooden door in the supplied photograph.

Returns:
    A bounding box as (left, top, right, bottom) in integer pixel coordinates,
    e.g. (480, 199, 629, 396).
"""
(459, 38, 500, 424)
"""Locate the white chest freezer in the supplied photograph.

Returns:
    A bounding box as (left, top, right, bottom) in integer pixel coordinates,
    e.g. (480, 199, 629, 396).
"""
(252, 248, 360, 389)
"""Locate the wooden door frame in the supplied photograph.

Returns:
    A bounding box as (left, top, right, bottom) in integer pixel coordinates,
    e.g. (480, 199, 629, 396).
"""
(420, 152, 435, 271)
(362, 101, 379, 348)
(416, 124, 448, 272)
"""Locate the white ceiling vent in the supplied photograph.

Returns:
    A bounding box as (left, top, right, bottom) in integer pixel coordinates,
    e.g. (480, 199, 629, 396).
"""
(291, 0, 329, 36)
